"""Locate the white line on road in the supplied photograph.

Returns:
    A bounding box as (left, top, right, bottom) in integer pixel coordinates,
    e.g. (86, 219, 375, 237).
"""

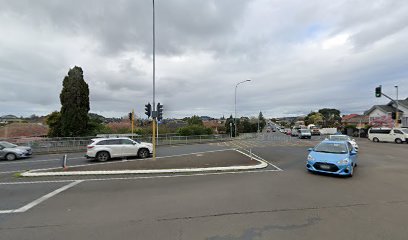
(236, 149, 283, 171)
(0, 169, 281, 185)
(0, 180, 83, 214)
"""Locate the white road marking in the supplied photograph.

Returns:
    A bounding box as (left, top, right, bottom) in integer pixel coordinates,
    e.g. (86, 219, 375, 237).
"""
(20, 148, 270, 176)
(0, 170, 21, 174)
(0, 210, 14, 214)
(0, 180, 83, 214)
(0, 169, 281, 186)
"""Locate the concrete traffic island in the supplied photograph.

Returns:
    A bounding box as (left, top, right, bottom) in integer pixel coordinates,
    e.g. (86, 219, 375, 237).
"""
(21, 149, 268, 177)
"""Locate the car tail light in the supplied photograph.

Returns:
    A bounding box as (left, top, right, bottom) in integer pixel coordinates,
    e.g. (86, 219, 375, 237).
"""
(87, 146, 94, 149)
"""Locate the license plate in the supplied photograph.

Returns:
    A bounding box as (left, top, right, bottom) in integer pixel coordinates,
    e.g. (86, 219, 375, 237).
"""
(320, 165, 330, 170)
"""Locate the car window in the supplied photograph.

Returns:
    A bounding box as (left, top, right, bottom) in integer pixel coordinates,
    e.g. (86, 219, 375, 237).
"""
(394, 130, 403, 134)
(347, 142, 353, 152)
(96, 140, 108, 145)
(0, 142, 17, 148)
(329, 135, 350, 141)
(107, 139, 121, 145)
(314, 142, 348, 154)
(402, 129, 408, 134)
(121, 139, 134, 145)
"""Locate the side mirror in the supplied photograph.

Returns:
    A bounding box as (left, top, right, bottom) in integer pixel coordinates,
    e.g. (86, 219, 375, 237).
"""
(307, 148, 313, 152)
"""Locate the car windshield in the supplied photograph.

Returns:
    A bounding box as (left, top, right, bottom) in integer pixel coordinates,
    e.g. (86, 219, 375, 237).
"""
(329, 135, 350, 141)
(314, 142, 348, 154)
(0, 142, 18, 148)
(300, 130, 310, 133)
(402, 129, 408, 134)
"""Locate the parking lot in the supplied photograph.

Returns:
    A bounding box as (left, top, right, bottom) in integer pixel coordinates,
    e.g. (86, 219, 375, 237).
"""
(1, 132, 408, 239)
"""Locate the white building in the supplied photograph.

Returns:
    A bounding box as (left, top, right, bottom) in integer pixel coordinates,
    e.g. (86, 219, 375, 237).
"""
(364, 97, 408, 127)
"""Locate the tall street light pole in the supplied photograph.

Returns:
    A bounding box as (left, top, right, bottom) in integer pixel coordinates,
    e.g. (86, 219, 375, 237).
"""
(152, 0, 157, 159)
(395, 85, 399, 128)
(234, 79, 251, 137)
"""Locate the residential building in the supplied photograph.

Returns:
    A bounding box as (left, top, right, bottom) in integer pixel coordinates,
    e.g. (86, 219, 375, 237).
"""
(364, 97, 408, 127)
(342, 114, 369, 128)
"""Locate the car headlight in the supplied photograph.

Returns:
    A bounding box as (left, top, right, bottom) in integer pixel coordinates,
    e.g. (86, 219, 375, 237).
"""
(307, 155, 314, 161)
(337, 158, 350, 164)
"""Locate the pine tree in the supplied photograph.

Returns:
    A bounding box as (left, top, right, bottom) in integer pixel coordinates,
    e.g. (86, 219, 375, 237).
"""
(59, 66, 90, 136)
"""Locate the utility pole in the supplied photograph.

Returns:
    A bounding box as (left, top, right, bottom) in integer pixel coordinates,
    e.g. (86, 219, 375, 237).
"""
(234, 79, 251, 137)
(257, 111, 260, 133)
(152, 0, 156, 159)
(131, 109, 134, 138)
(395, 85, 399, 128)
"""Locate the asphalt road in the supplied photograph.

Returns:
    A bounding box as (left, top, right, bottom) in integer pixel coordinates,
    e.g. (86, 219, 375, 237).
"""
(1, 132, 408, 239)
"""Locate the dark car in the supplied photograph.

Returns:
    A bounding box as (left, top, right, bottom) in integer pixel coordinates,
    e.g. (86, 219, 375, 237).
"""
(0, 141, 32, 161)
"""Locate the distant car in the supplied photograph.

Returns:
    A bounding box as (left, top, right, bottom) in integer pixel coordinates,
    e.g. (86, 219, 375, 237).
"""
(327, 135, 359, 152)
(86, 137, 153, 162)
(0, 141, 32, 161)
(310, 128, 321, 136)
(298, 129, 312, 139)
(291, 128, 299, 137)
(306, 140, 358, 177)
(285, 129, 292, 135)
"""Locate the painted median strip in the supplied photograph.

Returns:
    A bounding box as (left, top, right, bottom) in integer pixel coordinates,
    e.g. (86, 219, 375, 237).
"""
(21, 149, 269, 177)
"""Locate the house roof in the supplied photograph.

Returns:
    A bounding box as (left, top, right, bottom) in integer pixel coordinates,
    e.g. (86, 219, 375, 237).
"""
(342, 114, 359, 121)
(364, 105, 402, 115)
(387, 97, 408, 108)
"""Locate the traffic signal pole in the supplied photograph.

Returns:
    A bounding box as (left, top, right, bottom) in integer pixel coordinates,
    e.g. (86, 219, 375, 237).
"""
(375, 85, 400, 128)
(131, 109, 134, 137)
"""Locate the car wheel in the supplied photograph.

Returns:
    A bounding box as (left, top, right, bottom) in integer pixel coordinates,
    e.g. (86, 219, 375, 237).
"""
(395, 138, 403, 144)
(138, 148, 150, 159)
(5, 153, 17, 161)
(96, 151, 110, 162)
(373, 137, 379, 142)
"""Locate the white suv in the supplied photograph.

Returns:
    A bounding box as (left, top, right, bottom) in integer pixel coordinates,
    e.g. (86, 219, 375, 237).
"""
(86, 138, 153, 162)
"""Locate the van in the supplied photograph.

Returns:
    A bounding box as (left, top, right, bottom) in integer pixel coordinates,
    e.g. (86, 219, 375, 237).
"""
(368, 128, 408, 144)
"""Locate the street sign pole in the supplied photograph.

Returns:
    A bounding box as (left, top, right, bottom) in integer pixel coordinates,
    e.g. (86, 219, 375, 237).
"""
(131, 109, 134, 138)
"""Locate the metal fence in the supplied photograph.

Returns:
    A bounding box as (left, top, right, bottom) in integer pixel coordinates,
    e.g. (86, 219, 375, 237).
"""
(0, 133, 258, 154)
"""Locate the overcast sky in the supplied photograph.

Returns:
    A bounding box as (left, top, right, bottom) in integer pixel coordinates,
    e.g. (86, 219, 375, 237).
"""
(1, 0, 407, 119)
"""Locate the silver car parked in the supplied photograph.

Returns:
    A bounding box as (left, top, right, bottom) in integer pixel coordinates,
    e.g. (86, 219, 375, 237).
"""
(0, 141, 32, 161)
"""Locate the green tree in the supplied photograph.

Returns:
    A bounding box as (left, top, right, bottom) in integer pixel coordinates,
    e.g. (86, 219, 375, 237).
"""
(59, 66, 90, 136)
(186, 115, 203, 126)
(258, 111, 266, 130)
(318, 108, 341, 127)
(225, 115, 234, 135)
(46, 111, 62, 137)
(177, 125, 212, 136)
(305, 112, 324, 126)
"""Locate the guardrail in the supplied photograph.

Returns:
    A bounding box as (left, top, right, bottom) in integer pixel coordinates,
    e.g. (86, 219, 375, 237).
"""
(0, 133, 258, 154)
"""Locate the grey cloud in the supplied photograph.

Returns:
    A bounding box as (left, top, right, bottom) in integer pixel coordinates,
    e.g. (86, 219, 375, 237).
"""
(1, 0, 408, 118)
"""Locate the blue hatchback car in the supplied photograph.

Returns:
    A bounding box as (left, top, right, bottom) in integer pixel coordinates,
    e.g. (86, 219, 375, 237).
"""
(306, 140, 358, 177)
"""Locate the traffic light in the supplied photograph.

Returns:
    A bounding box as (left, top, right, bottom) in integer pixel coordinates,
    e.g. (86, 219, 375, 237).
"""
(145, 103, 151, 118)
(157, 103, 163, 121)
(375, 86, 382, 97)
(391, 112, 396, 119)
(128, 112, 132, 121)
